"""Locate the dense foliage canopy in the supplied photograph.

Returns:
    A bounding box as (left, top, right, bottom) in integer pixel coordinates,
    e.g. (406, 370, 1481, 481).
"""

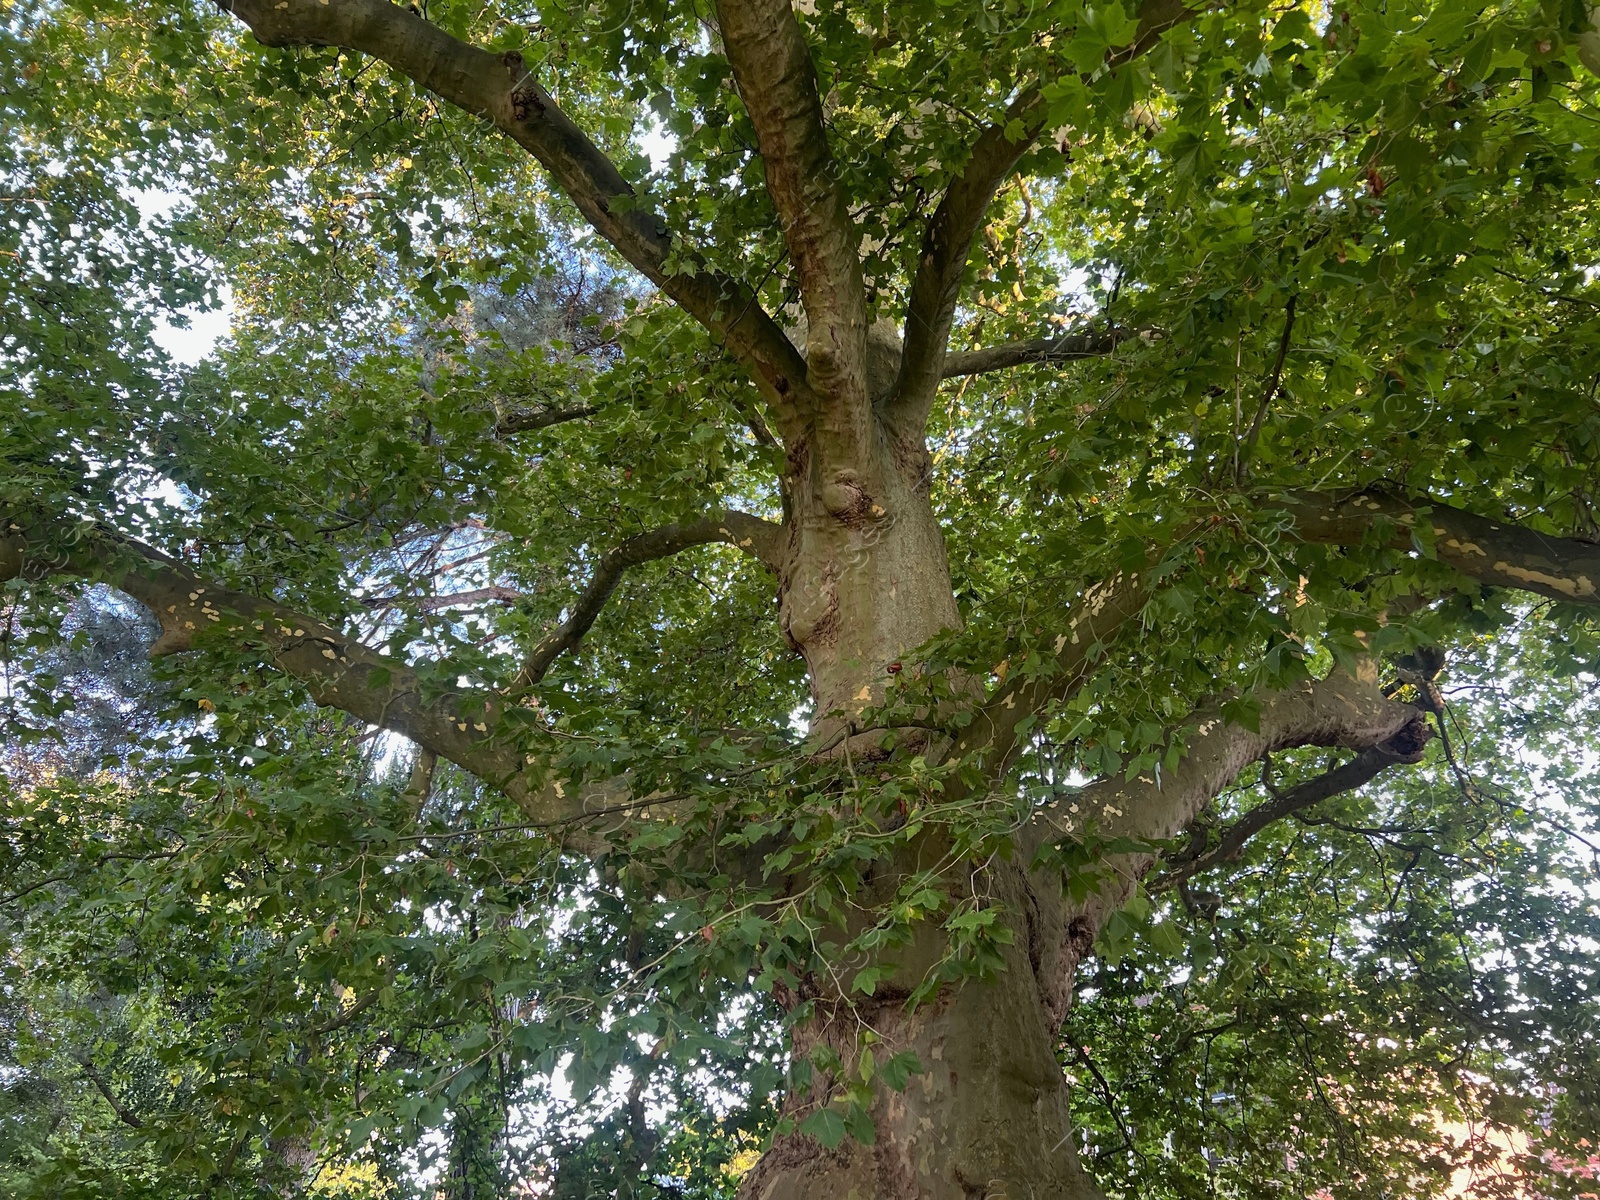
(3, 0, 1600, 1196)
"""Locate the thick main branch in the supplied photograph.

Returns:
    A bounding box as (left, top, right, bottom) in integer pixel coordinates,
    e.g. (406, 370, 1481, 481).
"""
(1151, 718, 1431, 893)
(1027, 671, 1426, 1021)
(1276, 490, 1600, 607)
(949, 569, 1153, 784)
(888, 0, 1197, 432)
(962, 490, 1600, 793)
(890, 87, 1045, 428)
(713, 0, 871, 445)
(2, 520, 590, 823)
(217, 0, 808, 427)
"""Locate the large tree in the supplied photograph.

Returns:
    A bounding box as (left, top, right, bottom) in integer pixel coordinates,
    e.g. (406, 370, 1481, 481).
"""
(4, 0, 1600, 1196)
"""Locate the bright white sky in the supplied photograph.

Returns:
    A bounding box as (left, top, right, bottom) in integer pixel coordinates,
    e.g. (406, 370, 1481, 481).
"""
(152, 292, 232, 365)
(130, 188, 233, 365)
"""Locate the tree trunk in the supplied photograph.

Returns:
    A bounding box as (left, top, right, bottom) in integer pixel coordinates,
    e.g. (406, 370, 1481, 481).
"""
(777, 415, 961, 731)
(740, 864, 1103, 1200)
(748, 308, 1118, 1191)
(763, 408, 1104, 1196)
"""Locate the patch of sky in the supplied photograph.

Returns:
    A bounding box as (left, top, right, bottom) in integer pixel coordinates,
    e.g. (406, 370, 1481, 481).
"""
(129, 186, 233, 365)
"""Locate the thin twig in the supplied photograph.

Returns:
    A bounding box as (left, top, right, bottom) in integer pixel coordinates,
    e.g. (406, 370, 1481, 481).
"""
(1236, 295, 1297, 484)
(75, 1054, 144, 1129)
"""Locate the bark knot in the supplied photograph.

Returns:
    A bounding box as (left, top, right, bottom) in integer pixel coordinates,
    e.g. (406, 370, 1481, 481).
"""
(820, 473, 883, 527)
(1381, 710, 1432, 763)
(1065, 915, 1095, 956)
(502, 51, 544, 120)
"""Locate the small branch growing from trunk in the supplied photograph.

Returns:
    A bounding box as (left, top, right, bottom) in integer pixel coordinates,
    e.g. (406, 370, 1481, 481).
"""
(1235, 295, 1297, 484)
(402, 748, 438, 812)
(940, 328, 1142, 379)
(507, 512, 783, 694)
(363, 586, 528, 611)
(496, 405, 597, 436)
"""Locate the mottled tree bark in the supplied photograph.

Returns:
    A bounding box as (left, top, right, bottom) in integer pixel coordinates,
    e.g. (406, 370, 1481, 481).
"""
(741, 864, 1105, 1200)
(776, 417, 960, 731)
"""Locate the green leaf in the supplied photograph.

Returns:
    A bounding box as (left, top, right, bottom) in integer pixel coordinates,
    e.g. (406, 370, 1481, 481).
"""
(880, 1051, 922, 1092)
(800, 1106, 848, 1149)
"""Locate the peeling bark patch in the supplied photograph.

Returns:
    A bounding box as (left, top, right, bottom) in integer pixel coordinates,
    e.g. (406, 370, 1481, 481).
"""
(1494, 561, 1596, 598)
(735, 1131, 852, 1199)
(871, 1122, 920, 1200)
(781, 559, 841, 651)
(887, 429, 935, 496)
(784, 434, 809, 478)
(802, 593, 842, 651)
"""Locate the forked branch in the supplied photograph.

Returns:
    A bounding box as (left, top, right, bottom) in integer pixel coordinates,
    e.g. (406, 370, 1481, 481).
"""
(1150, 712, 1431, 893)
(1034, 672, 1423, 853)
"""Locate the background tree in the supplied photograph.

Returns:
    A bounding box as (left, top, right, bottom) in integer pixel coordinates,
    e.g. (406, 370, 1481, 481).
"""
(4, 0, 1600, 1197)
